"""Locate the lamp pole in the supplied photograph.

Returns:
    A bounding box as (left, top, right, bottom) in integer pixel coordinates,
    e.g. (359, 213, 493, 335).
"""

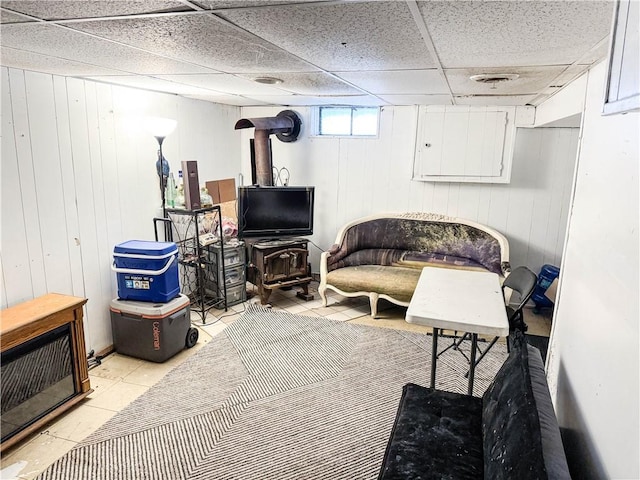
(145, 116, 177, 243)
(155, 135, 171, 241)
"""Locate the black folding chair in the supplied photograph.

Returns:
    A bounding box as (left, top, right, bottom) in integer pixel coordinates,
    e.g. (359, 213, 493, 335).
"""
(471, 266, 538, 368)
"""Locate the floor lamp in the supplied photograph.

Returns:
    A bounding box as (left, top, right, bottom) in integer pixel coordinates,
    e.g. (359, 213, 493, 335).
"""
(145, 117, 177, 241)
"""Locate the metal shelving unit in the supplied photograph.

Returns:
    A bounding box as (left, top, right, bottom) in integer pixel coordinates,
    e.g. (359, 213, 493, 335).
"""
(164, 206, 227, 323)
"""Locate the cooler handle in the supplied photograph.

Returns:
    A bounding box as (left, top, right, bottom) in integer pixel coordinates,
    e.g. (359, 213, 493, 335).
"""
(111, 254, 176, 275)
(112, 249, 177, 260)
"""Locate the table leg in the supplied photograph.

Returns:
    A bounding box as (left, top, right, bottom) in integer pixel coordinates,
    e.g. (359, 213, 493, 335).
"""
(468, 333, 478, 396)
(431, 328, 439, 389)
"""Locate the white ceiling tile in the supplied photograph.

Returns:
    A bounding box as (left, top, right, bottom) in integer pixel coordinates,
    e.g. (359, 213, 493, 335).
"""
(196, 0, 330, 9)
(453, 95, 537, 106)
(525, 64, 593, 106)
(0, 10, 32, 23)
(0, 1, 190, 20)
(1, 24, 217, 74)
(246, 95, 387, 107)
(184, 93, 269, 107)
(0, 0, 616, 108)
(314, 95, 389, 107)
(335, 70, 449, 95)
(420, 1, 614, 68)
(549, 64, 592, 88)
(576, 38, 610, 65)
(153, 74, 290, 95)
(1, 47, 125, 76)
(69, 14, 317, 73)
(242, 95, 324, 107)
(219, 2, 437, 71)
(446, 66, 567, 95)
(237, 72, 362, 95)
(85, 75, 227, 95)
(377, 94, 453, 106)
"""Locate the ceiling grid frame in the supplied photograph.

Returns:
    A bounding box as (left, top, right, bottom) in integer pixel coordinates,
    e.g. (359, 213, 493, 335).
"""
(0, 0, 616, 107)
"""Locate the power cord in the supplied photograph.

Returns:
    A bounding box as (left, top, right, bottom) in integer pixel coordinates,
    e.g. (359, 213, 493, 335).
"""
(272, 166, 290, 186)
(306, 238, 330, 253)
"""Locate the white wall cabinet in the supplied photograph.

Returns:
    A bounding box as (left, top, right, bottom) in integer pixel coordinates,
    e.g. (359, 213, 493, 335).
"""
(413, 106, 531, 184)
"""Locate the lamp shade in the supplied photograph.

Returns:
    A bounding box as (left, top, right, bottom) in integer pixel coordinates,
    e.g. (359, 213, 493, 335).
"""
(144, 116, 177, 138)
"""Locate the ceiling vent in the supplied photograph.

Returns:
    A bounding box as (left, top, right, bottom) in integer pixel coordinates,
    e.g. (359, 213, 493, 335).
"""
(469, 73, 520, 84)
(254, 77, 283, 85)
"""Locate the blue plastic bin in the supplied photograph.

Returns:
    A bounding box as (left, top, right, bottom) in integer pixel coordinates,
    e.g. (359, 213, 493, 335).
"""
(531, 264, 560, 309)
(113, 240, 179, 303)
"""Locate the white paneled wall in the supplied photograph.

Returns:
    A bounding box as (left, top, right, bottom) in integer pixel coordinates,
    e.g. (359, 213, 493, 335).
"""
(240, 106, 578, 274)
(546, 62, 639, 479)
(1, 67, 241, 352)
(1, 68, 578, 353)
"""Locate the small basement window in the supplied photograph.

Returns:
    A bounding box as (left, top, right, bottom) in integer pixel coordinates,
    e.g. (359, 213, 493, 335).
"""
(317, 106, 378, 136)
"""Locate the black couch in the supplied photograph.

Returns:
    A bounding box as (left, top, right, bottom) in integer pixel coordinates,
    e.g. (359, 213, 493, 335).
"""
(378, 332, 571, 479)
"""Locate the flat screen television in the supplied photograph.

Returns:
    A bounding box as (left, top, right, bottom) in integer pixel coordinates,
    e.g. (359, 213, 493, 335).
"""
(237, 186, 314, 238)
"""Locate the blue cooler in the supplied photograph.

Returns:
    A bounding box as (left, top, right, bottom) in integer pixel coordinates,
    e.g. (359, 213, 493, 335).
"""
(112, 240, 179, 303)
(531, 264, 560, 309)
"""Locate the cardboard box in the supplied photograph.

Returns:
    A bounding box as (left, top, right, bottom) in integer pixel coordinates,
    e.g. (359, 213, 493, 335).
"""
(206, 178, 236, 204)
(218, 200, 237, 222)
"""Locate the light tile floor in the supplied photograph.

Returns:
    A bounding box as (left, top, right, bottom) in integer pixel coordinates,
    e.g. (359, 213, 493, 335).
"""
(0, 281, 552, 479)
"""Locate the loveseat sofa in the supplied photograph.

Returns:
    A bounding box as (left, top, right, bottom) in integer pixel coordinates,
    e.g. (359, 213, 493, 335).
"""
(378, 332, 571, 479)
(319, 213, 511, 317)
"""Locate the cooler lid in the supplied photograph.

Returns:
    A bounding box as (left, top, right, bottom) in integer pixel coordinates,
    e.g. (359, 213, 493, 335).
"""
(110, 294, 190, 318)
(114, 240, 177, 256)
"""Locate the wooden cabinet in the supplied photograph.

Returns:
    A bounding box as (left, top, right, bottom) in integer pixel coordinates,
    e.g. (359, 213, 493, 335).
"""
(247, 239, 313, 305)
(1, 294, 92, 452)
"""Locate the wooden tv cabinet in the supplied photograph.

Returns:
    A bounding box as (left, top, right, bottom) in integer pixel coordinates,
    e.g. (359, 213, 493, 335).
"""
(247, 239, 314, 305)
(1, 294, 92, 452)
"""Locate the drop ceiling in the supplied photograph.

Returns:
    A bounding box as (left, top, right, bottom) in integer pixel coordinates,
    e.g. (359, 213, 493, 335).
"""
(0, 0, 615, 107)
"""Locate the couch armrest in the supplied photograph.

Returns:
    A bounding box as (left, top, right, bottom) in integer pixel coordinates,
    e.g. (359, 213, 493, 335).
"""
(527, 344, 571, 479)
(482, 332, 571, 480)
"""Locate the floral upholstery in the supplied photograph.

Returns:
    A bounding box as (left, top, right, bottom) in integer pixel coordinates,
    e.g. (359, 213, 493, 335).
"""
(319, 213, 510, 318)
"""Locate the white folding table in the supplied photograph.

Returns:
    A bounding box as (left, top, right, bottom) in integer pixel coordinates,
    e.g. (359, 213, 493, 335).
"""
(406, 267, 509, 395)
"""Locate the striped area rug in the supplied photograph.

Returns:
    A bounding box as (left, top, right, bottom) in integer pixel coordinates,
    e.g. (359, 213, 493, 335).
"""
(38, 305, 508, 480)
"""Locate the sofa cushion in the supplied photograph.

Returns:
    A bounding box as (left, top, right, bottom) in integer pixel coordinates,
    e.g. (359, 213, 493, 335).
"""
(331, 249, 489, 273)
(400, 251, 489, 272)
(337, 248, 406, 267)
(378, 383, 484, 480)
(481, 332, 569, 479)
(325, 265, 420, 302)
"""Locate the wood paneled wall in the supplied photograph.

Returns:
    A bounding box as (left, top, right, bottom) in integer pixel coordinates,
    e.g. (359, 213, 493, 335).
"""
(239, 106, 579, 275)
(1, 67, 241, 351)
(1, 67, 578, 352)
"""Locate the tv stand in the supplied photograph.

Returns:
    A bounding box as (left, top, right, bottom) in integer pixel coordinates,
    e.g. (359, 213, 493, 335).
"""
(247, 238, 314, 305)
